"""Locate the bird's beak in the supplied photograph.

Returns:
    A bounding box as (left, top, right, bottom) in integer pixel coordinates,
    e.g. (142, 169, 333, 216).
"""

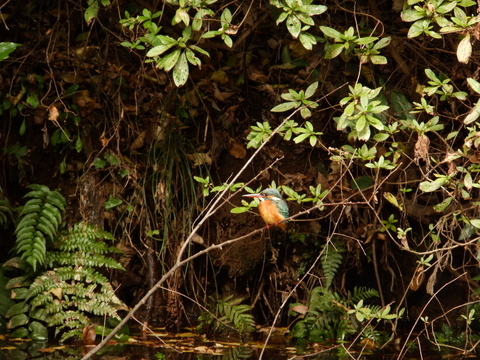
(242, 193, 262, 198)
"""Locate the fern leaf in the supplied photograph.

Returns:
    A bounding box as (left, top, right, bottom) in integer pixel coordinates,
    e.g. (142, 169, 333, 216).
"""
(14, 186, 66, 271)
(0, 195, 13, 228)
(349, 286, 379, 304)
(321, 241, 344, 289)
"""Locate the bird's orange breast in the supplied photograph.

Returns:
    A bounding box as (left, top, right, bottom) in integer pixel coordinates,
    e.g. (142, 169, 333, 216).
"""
(258, 200, 287, 231)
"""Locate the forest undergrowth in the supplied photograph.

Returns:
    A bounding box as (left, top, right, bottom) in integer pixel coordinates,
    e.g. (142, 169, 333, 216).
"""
(1, 0, 480, 359)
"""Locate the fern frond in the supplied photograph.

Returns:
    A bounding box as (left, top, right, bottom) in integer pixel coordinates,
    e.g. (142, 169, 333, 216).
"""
(321, 241, 344, 289)
(219, 297, 255, 334)
(45, 222, 124, 270)
(0, 194, 14, 229)
(349, 286, 379, 304)
(14, 185, 66, 271)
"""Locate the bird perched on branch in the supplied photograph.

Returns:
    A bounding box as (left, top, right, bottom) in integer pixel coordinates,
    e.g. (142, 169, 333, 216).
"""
(243, 188, 289, 231)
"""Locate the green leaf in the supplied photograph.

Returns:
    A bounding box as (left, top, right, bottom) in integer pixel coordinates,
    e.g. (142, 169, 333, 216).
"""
(419, 179, 443, 192)
(230, 207, 249, 214)
(173, 51, 189, 87)
(301, 107, 312, 119)
(161, 48, 181, 72)
(469, 219, 480, 229)
(374, 36, 391, 50)
(147, 44, 175, 57)
(84, 2, 99, 24)
(286, 14, 301, 38)
(301, 4, 327, 15)
(221, 8, 232, 23)
(105, 196, 122, 210)
(370, 55, 387, 65)
(324, 43, 344, 59)
(299, 32, 316, 50)
(6, 301, 28, 317)
(26, 93, 39, 108)
(408, 19, 431, 38)
(28, 321, 48, 341)
(7, 313, 29, 328)
(464, 100, 480, 124)
(0, 42, 21, 62)
(276, 11, 289, 25)
(305, 82, 318, 99)
(202, 30, 220, 39)
(433, 196, 453, 212)
(94, 157, 106, 169)
(390, 91, 415, 121)
(223, 34, 233, 48)
(468, 78, 480, 94)
(10, 327, 29, 338)
(19, 119, 26, 136)
(320, 26, 343, 40)
(401, 9, 426, 22)
(351, 175, 373, 190)
(457, 34, 472, 64)
(271, 101, 299, 112)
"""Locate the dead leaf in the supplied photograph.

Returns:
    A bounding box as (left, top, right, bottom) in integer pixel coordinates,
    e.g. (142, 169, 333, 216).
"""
(401, 233, 410, 250)
(414, 134, 430, 164)
(290, 304, 308, 314)
(228, 140, 246, 159)
(75, 90, 100, 109)
(187, 152, 212, 166)
(130, 131, 147, 151)
(99, 132, 110, 147)
(61, 72, 83, 84)
(211, 69, 229, 85)
(426, 266, 438, 295)
(213, 83, 235, 102)
(191, 233, 205, 245)
(48, 104, 60, 122)
(49, 287, 62, 299)
(469, 151, 480, 164)
(410, 265, 424, 291)
(247, 68, 269, 83)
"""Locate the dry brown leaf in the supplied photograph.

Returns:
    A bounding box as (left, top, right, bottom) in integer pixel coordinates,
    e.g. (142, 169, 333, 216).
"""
(213, 83, 235, 102)
(99, 132, 109, 147)
(187, 152, 212, 166)
(229, 140, 246, 159)
(247, 68, 269, 83)
(409, 265, 424, 291)
(401, 233, 410, 250)
(75, 90, 101, 109)
(130, 130, 147, 151)
(426, 266, 438, 295)
(191, 233, 205, 245)
(49, 287, 62, 299)
(61, 72, 83, 84)
(414, 134, 430, 164)
(290, 304, 308, 314)
(48, 104, 60, 122)
(469, 151, 480, 164)
(392, 0, 405, 11)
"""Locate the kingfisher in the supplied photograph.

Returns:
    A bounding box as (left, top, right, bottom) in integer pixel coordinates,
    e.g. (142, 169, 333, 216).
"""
(243, 188, 289, 231)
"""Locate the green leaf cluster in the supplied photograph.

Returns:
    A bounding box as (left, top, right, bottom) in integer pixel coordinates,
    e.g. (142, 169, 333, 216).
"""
(270, 0, 326, 49)
(320, 26, 390, 64)
(401, 0, 478, 62)
(271, 82, 319, 119)
(335, 84, 388, 141)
